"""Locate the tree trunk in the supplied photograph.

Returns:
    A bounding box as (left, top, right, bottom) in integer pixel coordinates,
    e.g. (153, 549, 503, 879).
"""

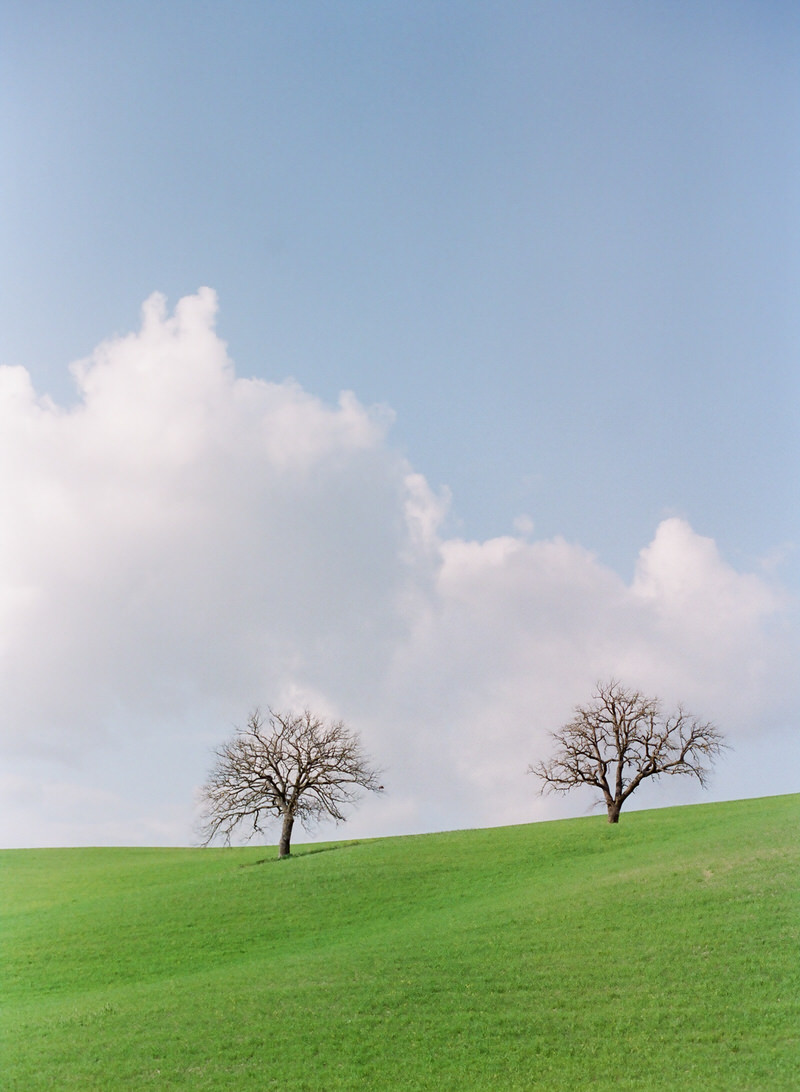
(278, 811, 294, 858)
(607, 801, 622, 824)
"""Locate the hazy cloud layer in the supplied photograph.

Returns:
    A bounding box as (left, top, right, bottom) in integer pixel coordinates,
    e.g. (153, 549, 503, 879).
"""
(1, 291, 795, 845)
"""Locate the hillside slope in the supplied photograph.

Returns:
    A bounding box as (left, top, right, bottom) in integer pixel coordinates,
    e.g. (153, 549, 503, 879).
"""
(3, 794, 798, 1090)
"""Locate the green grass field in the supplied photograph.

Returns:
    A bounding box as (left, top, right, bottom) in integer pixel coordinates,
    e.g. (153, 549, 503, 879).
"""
(2, 794, 798, 1090)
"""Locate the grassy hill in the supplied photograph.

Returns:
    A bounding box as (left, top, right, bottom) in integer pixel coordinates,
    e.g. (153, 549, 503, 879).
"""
(2, 794, 798, 1090)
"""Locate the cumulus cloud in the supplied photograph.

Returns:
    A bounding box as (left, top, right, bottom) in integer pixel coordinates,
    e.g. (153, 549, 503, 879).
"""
(1, 290, 410, 747)
(0, 290, 795, 846)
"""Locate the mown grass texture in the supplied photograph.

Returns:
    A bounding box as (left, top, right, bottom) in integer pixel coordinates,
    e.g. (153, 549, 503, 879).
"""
(2, 794, 798, 1090)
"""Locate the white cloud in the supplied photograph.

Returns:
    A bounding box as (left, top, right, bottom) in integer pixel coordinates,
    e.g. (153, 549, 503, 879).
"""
(627, 518, 793, 719)
(0, 290, 410, 753)
(374, 518, 796, 833)
(1, 290, 796, 847)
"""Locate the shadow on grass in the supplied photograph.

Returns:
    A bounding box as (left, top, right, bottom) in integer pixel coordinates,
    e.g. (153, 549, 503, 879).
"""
(241, 840, 364, 867)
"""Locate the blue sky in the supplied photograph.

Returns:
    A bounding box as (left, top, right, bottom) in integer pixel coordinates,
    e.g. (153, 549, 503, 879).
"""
(1, 2, 797, 845)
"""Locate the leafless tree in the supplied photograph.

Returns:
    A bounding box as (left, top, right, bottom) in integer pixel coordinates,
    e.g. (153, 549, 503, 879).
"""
(199, 708, 383, 856)
(529, 680, 727, 823)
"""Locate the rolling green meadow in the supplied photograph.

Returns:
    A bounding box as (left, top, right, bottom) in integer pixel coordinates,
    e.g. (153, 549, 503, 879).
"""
(2, 794, 798, 1091)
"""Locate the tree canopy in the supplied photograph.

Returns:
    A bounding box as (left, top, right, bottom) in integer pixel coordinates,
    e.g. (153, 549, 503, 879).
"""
(199, 708, 383, 856)
(529, 680, 726, 822)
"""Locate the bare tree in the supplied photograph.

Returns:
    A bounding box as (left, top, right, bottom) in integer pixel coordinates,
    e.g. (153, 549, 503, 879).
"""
(199, 708, 383, 857)
(529, 680, 727, 823)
